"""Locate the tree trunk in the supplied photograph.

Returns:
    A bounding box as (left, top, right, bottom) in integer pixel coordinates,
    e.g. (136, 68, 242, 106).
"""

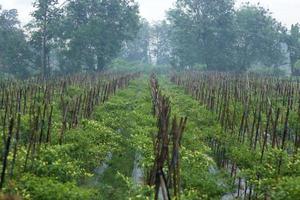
(97, 55, 105, 71)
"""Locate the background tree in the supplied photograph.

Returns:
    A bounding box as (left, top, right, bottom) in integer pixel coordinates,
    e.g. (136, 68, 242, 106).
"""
(168, 6, 201, 69)
(234, 4, 285, 71)
(168, 0, 236, 71)
(59, 0, 140, 73)
(168, 1, 286, 72)
(28, 0, 61, 77)
(286, 24, 300, 75)
(121, 19, 151, 64)
(151, 21, 171, 65)
(0, 7, 32, 77)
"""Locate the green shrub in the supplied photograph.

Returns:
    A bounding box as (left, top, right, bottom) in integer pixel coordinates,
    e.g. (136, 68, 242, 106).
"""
(270, 176, 300, 200)
(31, 145, 89, 183)
(16, 174, 98, 200)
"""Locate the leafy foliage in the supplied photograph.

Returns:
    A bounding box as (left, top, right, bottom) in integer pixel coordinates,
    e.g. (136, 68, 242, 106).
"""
(57, 0, 140, 73)
(168, 1, 286, 72)
(168, 0, 236, 70)
(0, 7, 32, 77)
(235, 4, 285, 70)
(286, 24, 300, 75)
(16, 175, 98, 200)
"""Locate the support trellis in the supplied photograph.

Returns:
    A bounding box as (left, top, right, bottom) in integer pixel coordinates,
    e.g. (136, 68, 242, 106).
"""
(149, 74, 187, 200)
(171, 71, 300, 199)
(0, 72, 140, 190)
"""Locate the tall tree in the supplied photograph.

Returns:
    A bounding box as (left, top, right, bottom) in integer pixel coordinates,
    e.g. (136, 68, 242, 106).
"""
(121, 19, 151, 63)
(168, 1, 286, 71)
(28, 0, 61, 77)
(59, 0, 140, 72)
(234, 4, 285, 71)
(168, 6, 201, 69)
(151, 21, 171, 65)
(0, 7, 32, 77)
(286, 24, 300, 75)
(168, 0, 236, 70)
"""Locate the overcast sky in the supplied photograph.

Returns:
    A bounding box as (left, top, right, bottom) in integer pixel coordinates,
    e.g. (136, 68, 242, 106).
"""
(0, 0, 299, 27)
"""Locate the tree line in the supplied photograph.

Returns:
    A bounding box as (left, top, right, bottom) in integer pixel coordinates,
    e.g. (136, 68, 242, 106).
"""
(122, 0, 300, 75)
(0, 0, 139, 78)
(169, 0, 300, 74)
(1, 0, 300, 77)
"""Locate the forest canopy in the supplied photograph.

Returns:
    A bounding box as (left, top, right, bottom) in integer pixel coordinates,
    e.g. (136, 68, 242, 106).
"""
(0, 0, 300, 77)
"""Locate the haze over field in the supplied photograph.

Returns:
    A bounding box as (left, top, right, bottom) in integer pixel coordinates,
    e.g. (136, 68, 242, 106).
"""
(0, 0, 300, 27)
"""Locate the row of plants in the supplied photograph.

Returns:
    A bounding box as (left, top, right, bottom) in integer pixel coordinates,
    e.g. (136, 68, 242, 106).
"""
(147, 74, 189, 199)
(5, 70, 297, 199)
(90, 77, 157, 199)
(0, 72, 139, 199)
(170, 71, 300, 199)
(155, 76, 233, 199)
(87, 75, 230, 199)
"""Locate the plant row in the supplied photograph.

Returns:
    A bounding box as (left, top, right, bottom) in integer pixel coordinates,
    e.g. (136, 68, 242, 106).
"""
(0, 72, 139, 198)
(171, 71, 300, 199)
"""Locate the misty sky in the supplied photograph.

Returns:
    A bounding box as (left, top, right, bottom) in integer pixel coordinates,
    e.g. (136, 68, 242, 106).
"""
(0, 0, 299, 27)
